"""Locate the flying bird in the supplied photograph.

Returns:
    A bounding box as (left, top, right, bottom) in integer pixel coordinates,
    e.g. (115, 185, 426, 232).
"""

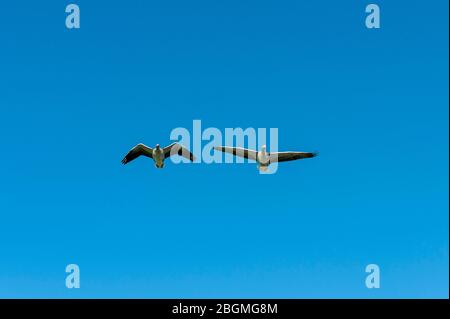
(121, 143, 195, 168)
(214, 145, 317, 171)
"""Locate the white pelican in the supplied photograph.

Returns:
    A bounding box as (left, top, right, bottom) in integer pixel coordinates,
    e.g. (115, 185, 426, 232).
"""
(214, 145, 317, 171)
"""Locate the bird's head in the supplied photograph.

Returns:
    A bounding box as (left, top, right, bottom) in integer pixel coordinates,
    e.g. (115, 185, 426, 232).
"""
(155, 144, 160, 150)
(261, 145, 267, 152)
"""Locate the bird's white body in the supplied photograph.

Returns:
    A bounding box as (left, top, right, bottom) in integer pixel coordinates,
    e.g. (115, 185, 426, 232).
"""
(257, 146, 270, 171)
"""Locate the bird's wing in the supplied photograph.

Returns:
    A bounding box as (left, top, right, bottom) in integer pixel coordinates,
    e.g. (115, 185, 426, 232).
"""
(213, 146, 258, 161)
(121, 144, 153, 164)
(270, 151, 318, 163)
(163, 143, 196, 162)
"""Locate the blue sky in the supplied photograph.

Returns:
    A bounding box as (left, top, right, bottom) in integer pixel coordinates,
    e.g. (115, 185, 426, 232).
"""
(0, 0, 448, 298)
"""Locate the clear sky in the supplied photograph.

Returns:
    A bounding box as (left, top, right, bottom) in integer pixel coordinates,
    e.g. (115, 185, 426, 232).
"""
(0, 0, 448, 298)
